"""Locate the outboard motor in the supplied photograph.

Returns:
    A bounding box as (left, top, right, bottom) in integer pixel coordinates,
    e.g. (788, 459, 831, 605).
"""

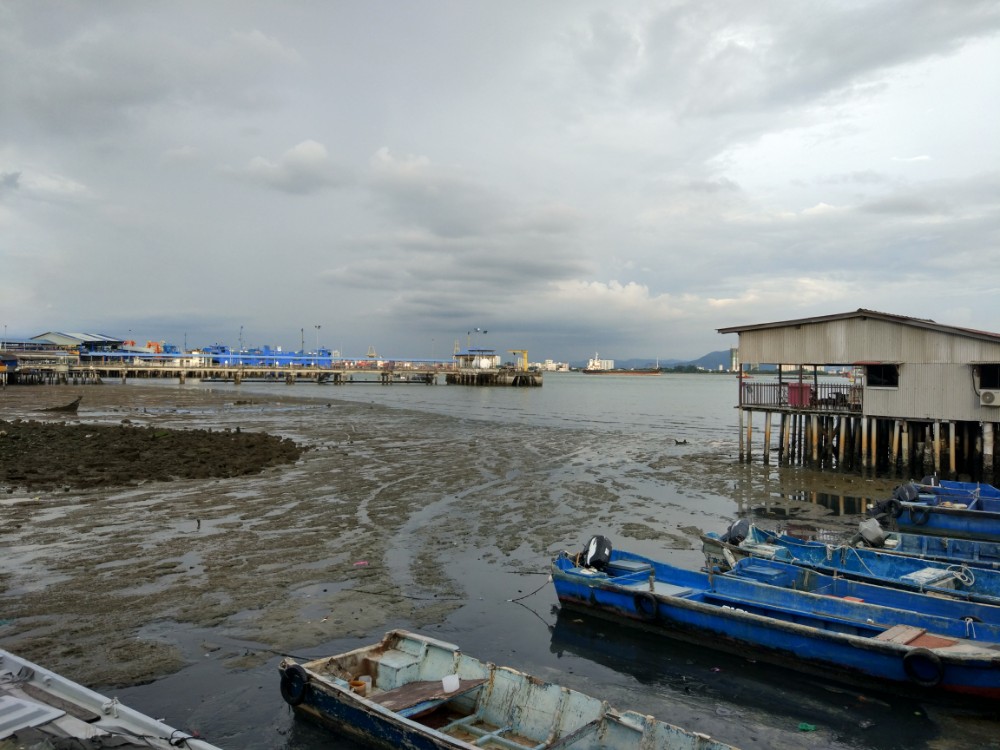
(720, 518, 750, 545)
(581, 535, 612, 571)
(858, 517, 888, 547)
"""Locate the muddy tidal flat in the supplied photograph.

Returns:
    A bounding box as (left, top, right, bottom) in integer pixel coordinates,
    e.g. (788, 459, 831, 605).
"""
(7, 380, 987, 750)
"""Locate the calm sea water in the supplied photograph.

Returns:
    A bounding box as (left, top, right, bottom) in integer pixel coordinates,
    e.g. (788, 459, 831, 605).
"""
(111, 373, 990, 750)
(266, 370, 741, 437)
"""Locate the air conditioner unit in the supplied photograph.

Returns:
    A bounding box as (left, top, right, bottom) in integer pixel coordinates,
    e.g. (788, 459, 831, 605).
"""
(981, 390, 1000, 406)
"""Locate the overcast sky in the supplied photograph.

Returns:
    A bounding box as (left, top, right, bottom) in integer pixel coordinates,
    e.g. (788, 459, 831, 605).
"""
(2, 2, 999, 362)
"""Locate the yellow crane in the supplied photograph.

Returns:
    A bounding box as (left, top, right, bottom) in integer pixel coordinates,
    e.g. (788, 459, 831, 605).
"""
(508, 350, 528, 371)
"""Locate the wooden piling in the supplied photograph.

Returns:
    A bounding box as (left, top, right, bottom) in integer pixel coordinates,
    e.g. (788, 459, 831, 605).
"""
(763, 412, 772, 465)
(986, 424, 995, 483)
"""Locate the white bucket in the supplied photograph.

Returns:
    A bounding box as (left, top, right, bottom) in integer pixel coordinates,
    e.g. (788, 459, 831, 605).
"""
(442, 674, 460, 693)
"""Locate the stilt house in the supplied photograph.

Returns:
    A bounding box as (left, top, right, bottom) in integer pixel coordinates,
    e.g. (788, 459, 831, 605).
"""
(718, 309, 1000, 481)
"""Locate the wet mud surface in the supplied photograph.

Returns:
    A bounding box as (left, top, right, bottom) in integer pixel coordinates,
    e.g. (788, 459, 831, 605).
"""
(3, 382, 976, 749)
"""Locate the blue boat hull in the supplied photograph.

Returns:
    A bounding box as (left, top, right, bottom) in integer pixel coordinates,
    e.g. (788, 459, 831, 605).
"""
(551, 549, 1000, 702)
(894, 480, 1000, 541)
(292, 688, 445, 750)
(726, 556, 1000, 631)
(856, 528, 1000, 570)
(739, 527, 1000, 607)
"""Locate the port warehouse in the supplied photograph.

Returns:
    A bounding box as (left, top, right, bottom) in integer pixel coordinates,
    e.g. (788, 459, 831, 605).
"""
(719, 309, 1000, 482)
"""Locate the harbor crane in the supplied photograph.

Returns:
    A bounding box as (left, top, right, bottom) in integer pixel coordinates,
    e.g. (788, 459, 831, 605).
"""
(508, 350, 528, 371)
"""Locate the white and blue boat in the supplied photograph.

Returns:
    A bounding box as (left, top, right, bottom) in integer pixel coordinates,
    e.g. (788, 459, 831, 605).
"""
(0, 648, 223, 749)
(278, 629, 736, 750)
(851, 524, 1000, 570)
(703, 525, 1000, 607)
(890, 479, 1000, 541)
(723, 556, 1000, 628)
(551, 538, 1000, 701)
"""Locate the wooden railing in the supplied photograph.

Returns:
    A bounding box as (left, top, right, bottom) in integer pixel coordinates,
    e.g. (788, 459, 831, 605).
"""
(740, 382, 862, 412)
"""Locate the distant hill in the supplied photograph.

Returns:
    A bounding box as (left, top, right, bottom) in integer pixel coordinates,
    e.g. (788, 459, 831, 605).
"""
(682, 350, 731, 370)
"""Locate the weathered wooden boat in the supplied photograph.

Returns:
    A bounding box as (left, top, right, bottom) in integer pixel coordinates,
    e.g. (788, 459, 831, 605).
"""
(702, 525, 1000, 607)
(723, 556, 1000, 628)
(39, 395, 82, 413)
(0, 648, 223, 749)
(850, 520, 1000, 570)
(889, 479, 1000, 541)
(278, 629, 735, 750)
(552, 538, 1000, 701)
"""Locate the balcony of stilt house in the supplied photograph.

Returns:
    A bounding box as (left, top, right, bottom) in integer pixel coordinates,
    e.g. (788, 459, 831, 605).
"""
(736, 368, 995, 480)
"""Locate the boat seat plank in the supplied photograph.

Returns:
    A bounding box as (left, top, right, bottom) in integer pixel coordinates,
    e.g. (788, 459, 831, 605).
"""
(620, 581, 693, 597)
(18, 684, 102, 723)
(371, 678, 486, 717)
(606, 560, 653, 576)
(875, 624, 926, 644)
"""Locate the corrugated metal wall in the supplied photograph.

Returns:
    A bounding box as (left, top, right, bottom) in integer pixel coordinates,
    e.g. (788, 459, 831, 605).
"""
(737, 318, 1000, 364)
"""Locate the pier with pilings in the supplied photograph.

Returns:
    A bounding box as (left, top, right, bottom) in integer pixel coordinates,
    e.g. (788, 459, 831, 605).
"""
(0, 355, 452, 387)
(735, 378, 996, 481)
(445, 346, 542, 387)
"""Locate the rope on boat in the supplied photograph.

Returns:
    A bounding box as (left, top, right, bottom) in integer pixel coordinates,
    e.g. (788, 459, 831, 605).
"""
(947, 564, 975, 587)
(837, 545, 881, 580)
(509, 575, 552, 603)
(964, 617, 977, 639)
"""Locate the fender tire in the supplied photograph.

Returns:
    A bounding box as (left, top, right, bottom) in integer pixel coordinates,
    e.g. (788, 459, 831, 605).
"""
(280, 664, 309, 706)
(887, 499, 903, 519)
(903, 647, 943, 688)
(909, 505, 931, 526)
(634, 592, 658, 621)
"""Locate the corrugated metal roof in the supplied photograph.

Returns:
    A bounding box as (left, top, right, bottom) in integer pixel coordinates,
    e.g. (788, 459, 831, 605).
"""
(718, 309, 1000, 344)
(31, 332, 121, 344)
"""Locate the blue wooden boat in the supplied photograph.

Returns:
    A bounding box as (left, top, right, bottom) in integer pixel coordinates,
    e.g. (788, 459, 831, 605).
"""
(278, 629, 736, 750)
(703, 525, 1000, 607)
(850, 523, 1000, 570)
(551, 541, 1000, 701)
(890, 479, 1000, 541)
(0, 647, 224, 749)
(723, 556, 1000, 629)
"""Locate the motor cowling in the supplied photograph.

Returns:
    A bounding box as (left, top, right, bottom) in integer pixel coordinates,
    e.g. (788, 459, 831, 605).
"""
(581, 535, 612, 570)
(858, 517, 888, 547)
(720, 518, 749, 545)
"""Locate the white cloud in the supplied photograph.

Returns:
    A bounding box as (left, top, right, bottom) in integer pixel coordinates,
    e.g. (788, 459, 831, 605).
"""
(237, 140, 343, 194)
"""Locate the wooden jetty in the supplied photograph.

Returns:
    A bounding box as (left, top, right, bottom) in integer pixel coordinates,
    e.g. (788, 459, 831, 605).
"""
(719, 309, 1000, 482)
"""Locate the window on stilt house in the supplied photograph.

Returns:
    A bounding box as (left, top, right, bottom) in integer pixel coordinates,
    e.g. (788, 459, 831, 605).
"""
(979, 364, 1000, 389)
(866, 364, 899, 388)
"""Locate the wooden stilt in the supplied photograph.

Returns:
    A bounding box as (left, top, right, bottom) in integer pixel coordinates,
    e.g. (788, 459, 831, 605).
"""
(933, 421, 942, 476)
(890, 420, 900, 474)
(763, 411, 772, 465)
(861, 418, 870, 471)
(810, 414, 819, 465)
(838, 417, 847, 468)
(901, 421, 910, 476)
(985, 424, 995, 484)
(780, 413, 790, 465)
(738, 408, 745, 463)
(949, 422, 957, 479)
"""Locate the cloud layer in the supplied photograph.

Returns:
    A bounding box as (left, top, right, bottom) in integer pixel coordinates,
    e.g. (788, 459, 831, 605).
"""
(2, 2, 999, 360)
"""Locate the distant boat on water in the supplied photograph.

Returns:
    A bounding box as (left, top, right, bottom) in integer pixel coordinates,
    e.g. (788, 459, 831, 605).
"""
(582, 352, 663, 375)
